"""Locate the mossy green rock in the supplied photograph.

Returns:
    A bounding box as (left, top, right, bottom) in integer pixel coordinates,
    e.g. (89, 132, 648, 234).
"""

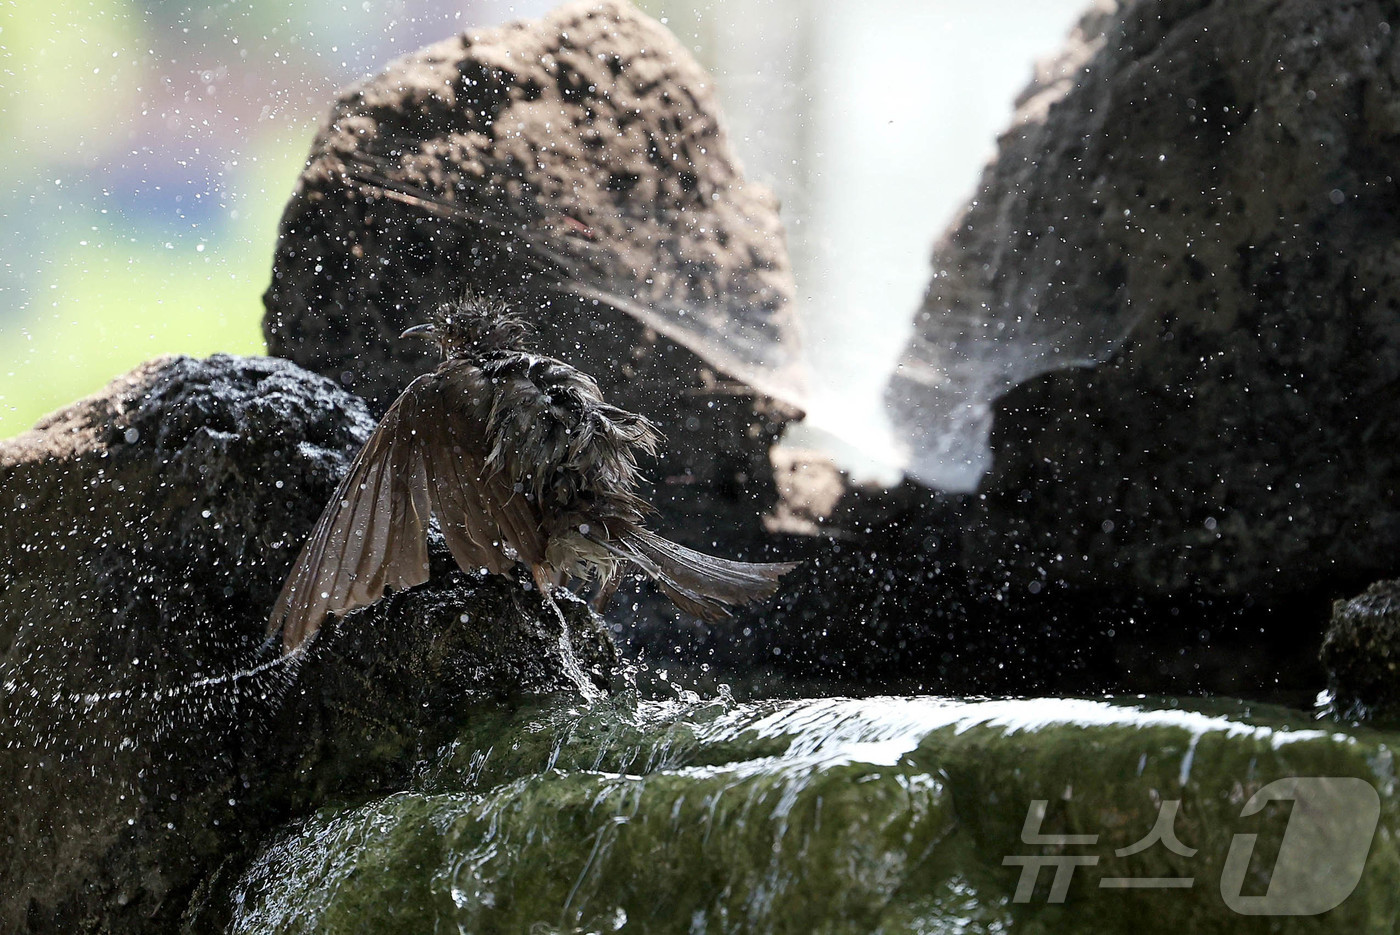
(221, 696, 1400, 933)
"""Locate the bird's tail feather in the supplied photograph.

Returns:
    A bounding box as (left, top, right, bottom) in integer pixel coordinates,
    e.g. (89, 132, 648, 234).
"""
(604, 526, 798, 621)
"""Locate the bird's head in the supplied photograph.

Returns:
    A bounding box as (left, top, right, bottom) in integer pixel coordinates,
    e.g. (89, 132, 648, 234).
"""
(401, 295, 531, 360)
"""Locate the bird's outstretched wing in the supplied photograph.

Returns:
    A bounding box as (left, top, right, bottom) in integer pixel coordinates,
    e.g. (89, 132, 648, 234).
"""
(268, 372, 545, 653)
(416, 368, 548, 578)
(268, 377, 433, 652)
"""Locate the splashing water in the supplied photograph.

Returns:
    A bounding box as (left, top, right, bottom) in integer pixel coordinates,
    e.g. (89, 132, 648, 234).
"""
(887, 283, 1141, 491)
(331, 148, 808, 408)
(335, 158, 1145, 494)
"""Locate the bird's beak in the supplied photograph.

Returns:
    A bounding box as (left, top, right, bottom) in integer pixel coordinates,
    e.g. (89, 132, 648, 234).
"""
(400, 323, 436, 340)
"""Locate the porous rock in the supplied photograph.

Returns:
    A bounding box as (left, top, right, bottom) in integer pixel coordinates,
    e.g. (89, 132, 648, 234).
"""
(262, 0, 798, 547)
(890, 0, 1400, 601)
(0, 354, 615, 934)
(1322, 579, 1400, 720)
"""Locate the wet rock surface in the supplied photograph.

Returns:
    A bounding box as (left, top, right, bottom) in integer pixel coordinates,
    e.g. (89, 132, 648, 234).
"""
(211, 695, 1400, 933)
(677, 477, 1321, 704)
(889, 0, 1400, 603)
(1322, 579, 1400, 721)
(262, 0, 798, 551)
(0, 354, 615, 934)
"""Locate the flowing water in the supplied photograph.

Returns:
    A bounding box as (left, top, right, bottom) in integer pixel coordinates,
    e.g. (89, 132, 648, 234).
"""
(220, 693, 1400, 933)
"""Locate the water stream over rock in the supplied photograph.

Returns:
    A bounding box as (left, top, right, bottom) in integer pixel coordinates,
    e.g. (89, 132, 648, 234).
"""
(216, 694, 1400, 933)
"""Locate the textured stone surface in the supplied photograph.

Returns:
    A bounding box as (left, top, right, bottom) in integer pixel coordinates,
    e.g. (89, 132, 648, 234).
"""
(890, 0, 1400, 600)
(262, 0, 799, 547)
(1322, 579, 1400, 720)
(0, 354, 615, 934)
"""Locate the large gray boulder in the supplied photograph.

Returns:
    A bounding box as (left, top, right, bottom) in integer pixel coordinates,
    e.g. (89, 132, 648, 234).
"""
(890, 0, 1400, 600)
(0, 354, 614, 934)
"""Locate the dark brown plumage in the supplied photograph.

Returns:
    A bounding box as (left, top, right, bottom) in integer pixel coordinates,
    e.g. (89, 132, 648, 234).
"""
(268, 296, 798, 653)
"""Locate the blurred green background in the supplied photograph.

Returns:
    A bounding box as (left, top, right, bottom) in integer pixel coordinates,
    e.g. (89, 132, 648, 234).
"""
(0, 0, 561, 438)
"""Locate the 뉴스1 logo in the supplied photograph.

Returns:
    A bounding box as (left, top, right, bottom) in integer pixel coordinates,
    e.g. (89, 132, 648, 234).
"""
(1003, 777, 1380, 916)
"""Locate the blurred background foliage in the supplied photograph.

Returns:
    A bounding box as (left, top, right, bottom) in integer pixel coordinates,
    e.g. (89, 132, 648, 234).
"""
(0, 0, 543, 436)
(0, 0, 1084, 445)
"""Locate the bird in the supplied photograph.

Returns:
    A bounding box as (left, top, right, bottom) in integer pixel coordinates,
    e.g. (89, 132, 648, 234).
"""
(267, 295, 799, 653)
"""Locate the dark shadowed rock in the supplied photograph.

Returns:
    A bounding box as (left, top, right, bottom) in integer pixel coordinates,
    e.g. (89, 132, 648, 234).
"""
(720, 0, 1400, 702)
(262, 0, 799, 549)
(889, 0, 1400, 603)
(0, 354, 615, 934)
(1322, 579, 1400, 720)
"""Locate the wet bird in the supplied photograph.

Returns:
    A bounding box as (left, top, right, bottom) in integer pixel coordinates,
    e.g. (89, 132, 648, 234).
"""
(268, 296, 799, 653)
